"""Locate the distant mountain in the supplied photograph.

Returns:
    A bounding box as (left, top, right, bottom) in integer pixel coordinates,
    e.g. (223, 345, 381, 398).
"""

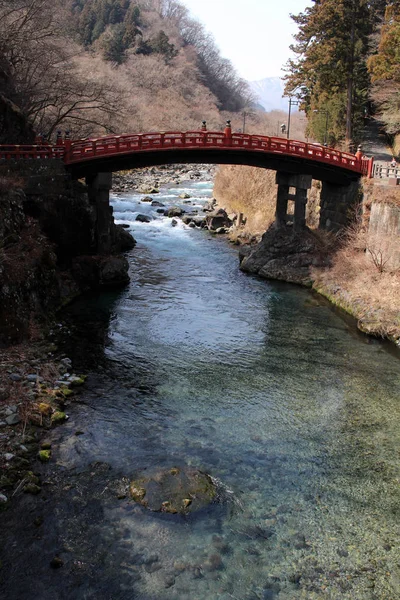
(249, 77, 290, 112)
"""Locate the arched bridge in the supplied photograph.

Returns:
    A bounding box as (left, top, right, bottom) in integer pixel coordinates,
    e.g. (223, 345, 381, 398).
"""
(0, 129, 374, 250)
(0, 130, 373, 185)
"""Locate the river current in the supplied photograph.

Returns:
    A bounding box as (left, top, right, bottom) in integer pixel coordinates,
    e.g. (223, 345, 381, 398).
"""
(3, 177, 400, 599)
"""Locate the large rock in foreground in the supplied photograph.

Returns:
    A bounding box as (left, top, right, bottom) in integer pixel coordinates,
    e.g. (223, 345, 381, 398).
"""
(130, 467, 217, 514)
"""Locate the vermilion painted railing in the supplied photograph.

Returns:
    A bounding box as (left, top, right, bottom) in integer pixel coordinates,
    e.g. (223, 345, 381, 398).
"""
(0, 145, 65, 160)
(0, 131, 374, 177)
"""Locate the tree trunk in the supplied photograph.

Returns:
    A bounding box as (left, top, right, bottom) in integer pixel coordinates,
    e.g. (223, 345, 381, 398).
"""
(345, 1, 356, 151)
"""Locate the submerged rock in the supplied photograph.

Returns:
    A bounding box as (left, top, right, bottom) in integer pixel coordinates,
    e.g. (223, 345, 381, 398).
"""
(129, 466, 217, 514)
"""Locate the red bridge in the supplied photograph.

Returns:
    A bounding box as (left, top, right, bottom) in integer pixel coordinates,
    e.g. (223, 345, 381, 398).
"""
(0, 129, 374, 185)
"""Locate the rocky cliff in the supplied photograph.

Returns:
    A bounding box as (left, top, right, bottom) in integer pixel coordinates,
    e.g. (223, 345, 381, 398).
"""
(0, 161, 135, 345)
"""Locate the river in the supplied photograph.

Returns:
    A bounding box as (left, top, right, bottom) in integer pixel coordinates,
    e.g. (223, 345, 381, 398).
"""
(2, 176, 400, 600)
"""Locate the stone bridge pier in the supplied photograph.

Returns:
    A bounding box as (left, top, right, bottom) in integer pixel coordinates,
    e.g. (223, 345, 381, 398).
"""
(86, 172, 113, 254)
(275, 171, 361, 233)
(275, 172, 313, 231)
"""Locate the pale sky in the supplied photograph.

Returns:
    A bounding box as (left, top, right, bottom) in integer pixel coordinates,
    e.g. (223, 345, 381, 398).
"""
(182, 0, 312, 81)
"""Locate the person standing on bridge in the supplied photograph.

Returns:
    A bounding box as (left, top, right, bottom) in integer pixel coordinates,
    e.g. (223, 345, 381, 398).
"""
(224, 120, 232, 144)
(391, 156, 397, 168)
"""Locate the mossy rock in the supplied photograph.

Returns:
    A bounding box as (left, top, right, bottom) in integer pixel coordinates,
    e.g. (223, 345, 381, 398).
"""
(60, 387, 74, 397)
(51, 411, 66, 425)
(69, 376, 87, 388)
(38, 402, 52, 416)
(141, 187, 159, 194)
(24, 483, 41, 495)
(26, 471, 40, 485)
(129, 466, 217, 514)
(38, 449, 51, 462)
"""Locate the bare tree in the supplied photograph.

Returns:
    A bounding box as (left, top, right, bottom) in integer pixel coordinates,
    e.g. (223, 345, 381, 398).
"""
(0, 0, 124, 138)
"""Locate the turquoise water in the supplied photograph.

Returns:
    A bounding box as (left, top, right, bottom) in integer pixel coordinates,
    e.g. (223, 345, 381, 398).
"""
(4, 178, 400, 600)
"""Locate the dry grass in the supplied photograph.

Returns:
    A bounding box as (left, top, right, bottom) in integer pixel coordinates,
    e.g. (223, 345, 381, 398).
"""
(313, 220, 400, 338)
(363, 179, 400, 208)
(214, 165, 322, 236)
(213, 165, 277, 234)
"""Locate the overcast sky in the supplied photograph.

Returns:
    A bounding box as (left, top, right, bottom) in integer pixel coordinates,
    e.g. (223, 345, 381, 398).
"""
(182, 0, 312, 81)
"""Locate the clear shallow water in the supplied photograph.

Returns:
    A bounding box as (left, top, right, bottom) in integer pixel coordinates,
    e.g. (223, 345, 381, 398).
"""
(4, 179, 400, 600)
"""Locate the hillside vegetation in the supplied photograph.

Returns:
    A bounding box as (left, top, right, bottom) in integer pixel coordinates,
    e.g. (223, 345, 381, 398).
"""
(0, 0, 254, 140)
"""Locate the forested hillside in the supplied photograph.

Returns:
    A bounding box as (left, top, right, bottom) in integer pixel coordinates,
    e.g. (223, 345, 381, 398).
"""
(0, 0, 253, 141)
(368, 2, 400, 140)
(284, 0, 399, 150)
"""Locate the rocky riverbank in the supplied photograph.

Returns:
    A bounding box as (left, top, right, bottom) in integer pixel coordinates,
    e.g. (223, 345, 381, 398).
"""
(112, 164, 216, 193)
(0, 160, 135, 345)
(0, 335, 87, 507)
(0, 160, 137, 504)
(239, 223, 400, 348)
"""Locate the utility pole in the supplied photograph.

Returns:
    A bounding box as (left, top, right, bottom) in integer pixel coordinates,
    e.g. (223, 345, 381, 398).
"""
(287, 98, 300, 139)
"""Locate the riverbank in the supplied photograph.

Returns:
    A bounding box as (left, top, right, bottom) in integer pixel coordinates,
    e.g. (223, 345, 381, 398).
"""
(0, 160, 136, 505)
(0, 335, 87, 506)
(214, 165, 400, 348)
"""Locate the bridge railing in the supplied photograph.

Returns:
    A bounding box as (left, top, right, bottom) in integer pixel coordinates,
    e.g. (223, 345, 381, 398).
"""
(0, 144, 65, 160)
(64, 131, 370, 176)
(0, 131, 373, 177)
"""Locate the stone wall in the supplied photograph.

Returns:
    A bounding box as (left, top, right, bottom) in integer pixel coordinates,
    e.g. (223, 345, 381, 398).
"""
(319, 180, 362, 232)
(367, 202, 400, 269)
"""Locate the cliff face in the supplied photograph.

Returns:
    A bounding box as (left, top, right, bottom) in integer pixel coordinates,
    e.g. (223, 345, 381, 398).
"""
(0, 161, 135, 345)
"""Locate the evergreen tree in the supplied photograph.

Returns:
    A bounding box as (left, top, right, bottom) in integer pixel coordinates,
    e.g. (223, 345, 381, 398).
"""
(102, 23, 127, 63)
(368, 1, 400, 134)
(285, 0, 375, 149)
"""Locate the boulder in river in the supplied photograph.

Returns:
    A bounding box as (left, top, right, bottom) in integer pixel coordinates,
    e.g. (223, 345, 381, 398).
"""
(151, 200, 165, 207)
(141, 196, 153, 202)
(129, 466, 217, 514)
(140, 187, 159, 194)
(206, 209, 232, 231)
(204, 199, 217, 212)
(167, 207, 184, 218)
(136, 214, 152, 223)
(179, 193, 191, 199)
(182, 215, 206, 228)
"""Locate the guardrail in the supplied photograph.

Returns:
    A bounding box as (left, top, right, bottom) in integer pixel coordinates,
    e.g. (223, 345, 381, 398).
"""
(373, 163, 400, 179)
(0, 132, 373, 177)
(0, 144, 65, 160)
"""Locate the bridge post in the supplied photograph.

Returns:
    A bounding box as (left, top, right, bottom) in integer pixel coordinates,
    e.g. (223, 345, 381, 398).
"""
(86, 172, 113, 254)
(275, 172, 312, 230)
(275, 173, 289, 228)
